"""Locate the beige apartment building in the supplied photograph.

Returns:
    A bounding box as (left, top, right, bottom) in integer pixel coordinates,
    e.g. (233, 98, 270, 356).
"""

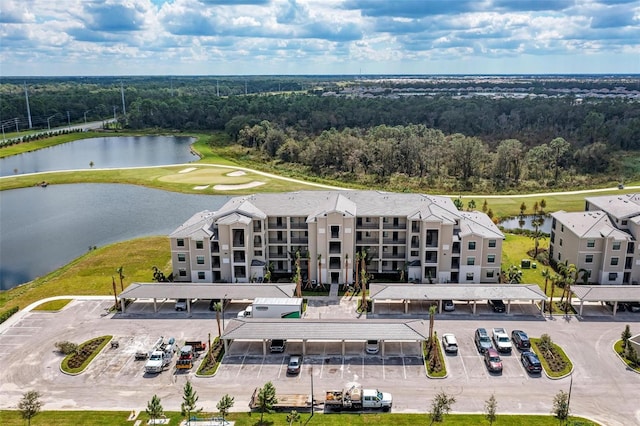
(169, 191, 504, 285)
(549, 193, 640, 285)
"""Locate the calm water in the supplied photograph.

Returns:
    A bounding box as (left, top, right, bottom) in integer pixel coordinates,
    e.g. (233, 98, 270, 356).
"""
(499, 215, 552, 233)
(0, 184, 229, 290)
(0, 135, 198, 176)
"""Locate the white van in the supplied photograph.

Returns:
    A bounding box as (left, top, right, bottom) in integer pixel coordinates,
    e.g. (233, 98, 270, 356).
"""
(442, 333, 458, 354)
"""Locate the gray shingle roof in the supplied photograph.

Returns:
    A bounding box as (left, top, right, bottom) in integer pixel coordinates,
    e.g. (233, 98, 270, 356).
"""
(119, 283, 296, 300)
(571, 285, 640, 302)
(369, 283, 546, 301)
(222, 318, 429, 341)
(585, 194, 640, 220)
(551, 210, 628, 239)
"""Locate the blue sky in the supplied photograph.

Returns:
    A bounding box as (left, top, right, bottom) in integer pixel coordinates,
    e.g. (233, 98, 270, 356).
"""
(1, 0, 639, 76)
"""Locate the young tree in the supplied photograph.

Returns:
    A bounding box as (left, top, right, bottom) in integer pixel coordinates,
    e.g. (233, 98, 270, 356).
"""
(429, 390, 456, 424)
(217, 394, 235, 422)
(116, 265, 125, 292)
(181, 380, 202, 425)
(18, 390, 42, 426)
(552, 390, 570, 422)
(316, 254, 322, 287)
(428, 305, 437, 353)
(621, 324, 632, 351)
(626, 344, 639, 367)
(286, 409, 301, 425)
(257, 381, 278, 424)
(146, 394, 164, 423)
(485, 393, 498, 425)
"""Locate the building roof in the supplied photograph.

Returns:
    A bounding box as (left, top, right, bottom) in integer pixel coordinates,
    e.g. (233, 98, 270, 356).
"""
(369, 283, 547, 301)
(585, 194, 640, 220)
(168, 210, 216, 238)
(571, 285, 640, 302)
(119, 283, 296, 300)
(222, 318, 429, 341)
(551, 210, 629, 239)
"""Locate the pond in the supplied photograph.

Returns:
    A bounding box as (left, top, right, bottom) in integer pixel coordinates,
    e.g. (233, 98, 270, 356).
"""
(0, 184, 229, 290)
(0, 135, 198, 176)
(499, 215, 552, 233)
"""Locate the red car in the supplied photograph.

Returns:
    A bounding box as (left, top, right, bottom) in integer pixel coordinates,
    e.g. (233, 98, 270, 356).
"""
(484, 348, 503, 373)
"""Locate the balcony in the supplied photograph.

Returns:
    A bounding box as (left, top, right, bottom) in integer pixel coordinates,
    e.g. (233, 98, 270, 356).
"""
(289, 220, 307, 230)
(267, 252, 289, 259)
(382, 252, 406, 259)
(383, 238, 406, 245)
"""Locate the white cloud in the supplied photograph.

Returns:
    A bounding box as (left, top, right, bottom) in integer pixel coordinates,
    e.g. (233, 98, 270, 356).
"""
(0, 0, 638, 75)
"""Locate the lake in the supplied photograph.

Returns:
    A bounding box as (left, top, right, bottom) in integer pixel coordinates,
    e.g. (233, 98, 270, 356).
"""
(0, 135, 198, 176)
(499, 215, 552, 233)
(0, 184, 229, 290)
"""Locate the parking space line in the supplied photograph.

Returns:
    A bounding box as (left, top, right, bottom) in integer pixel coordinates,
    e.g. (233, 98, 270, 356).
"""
(402, 356, 407, 379)
(235, 354, 247, 378)
(382, 357, 386, 380)
(459, 350, 468, 378)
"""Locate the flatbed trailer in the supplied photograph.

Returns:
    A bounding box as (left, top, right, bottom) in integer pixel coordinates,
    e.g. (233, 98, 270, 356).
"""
(248, 387, 312, 412)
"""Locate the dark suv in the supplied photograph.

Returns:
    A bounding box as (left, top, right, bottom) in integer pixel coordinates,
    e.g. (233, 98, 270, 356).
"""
(511, 330, 531, 350)
(474, 328, 493, 353)
(521, 351, 542, 374)
(488, 299, 506, 313)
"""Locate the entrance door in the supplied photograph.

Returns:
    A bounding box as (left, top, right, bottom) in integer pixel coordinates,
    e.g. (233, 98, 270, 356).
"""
(331, 272, 339, 284)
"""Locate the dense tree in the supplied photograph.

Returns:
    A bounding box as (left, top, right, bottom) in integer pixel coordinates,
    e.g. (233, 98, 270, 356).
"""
(552, 390, 570, 422)
(621, 324, 632, 351)
(217, 394, 235, 422)
(256, 381, 278, 424)
(146, 394, 163, 423)
(429, 390, 456, 424)
(181, 381, 202, 425)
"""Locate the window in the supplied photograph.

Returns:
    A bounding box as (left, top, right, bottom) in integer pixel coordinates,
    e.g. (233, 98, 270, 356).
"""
(411, 250, 419, 257)
(585, 254, 593, 263)
(611, 257, 619, 266)
(177, 253, 186, 262)
(487, 270, 495, 278)
(196, 240, 204, 249)
(609, 272, 618, 281)
(559, 238, 563, 246)
(488, 240, 496, 248)
(468, 241, 476, 250)
(331, 226, 340, 239)
(466, 272, 474, 281)
(558, 252, 562, 261)
(178, 269, 187, 277)
(467, 257, 475, 266)
(587, 240, 595, 248)
(177, 239, 185, 247)
(196, 255, 205, 265)
(561, 224, 564, 232)
(254, 250, 262, 256)
(487, 254, 495, 264)
(622, 220, 628, 226)
(612, 241, 621, 250)
(197, 272, 205, 280)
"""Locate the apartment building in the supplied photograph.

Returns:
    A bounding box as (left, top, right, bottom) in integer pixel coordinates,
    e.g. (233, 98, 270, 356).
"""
(549, 193, 640, 285)
(169, 191, 504, 285)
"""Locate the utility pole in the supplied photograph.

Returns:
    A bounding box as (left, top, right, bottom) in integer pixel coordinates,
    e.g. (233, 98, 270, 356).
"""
(23, 82, 33, 129)
(120, 83, 126, 116)
(216, 79, 219, 97)
(66, 111, 71, 128)
(14, 117, 19, 132)
(113, 106, 117, 121)
(245, 80, 247, 95)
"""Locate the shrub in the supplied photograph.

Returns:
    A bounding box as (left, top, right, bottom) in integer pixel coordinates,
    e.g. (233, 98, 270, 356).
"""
(55, 341, 78, 355)
(0, 306, 19, 324)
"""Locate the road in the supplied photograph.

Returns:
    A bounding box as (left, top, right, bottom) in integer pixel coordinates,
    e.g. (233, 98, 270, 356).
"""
(0, 296, 638, 425)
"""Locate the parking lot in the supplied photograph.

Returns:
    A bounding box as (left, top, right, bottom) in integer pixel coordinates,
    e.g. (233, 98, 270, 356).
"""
(0, 296, 639, 426)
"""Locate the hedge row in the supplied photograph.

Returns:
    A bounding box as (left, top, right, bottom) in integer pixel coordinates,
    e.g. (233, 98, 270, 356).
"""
(0, 306, 19, 324)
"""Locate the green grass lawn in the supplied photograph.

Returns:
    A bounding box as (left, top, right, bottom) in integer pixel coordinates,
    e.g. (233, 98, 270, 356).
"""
(0, 411, 599, 425)
(32, 299, 72, 311)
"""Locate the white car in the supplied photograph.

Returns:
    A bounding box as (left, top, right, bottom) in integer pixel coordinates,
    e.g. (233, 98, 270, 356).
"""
(366, 340, 380, 354)
(442, 333, 459, 354)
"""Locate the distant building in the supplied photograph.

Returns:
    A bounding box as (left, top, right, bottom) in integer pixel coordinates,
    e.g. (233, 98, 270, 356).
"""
(549, 194, 640, 285)
(169, 191, 504, 285)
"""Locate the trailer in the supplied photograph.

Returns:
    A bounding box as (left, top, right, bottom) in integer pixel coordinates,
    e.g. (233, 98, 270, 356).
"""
(249, 387, 312, 412)
(135, 336, 164, 360)
(237, 297, 303, 319)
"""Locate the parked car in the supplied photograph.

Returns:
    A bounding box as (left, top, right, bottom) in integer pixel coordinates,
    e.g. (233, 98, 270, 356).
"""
(484, 348, 503, 373)
(366, 339, 380, 354)
(174, 299, 187, 311)
(474, 328, 493, 354)
(605, 301, 626, 312)
(269, 339, 286, 353)
(443, 300, 455, 312)
(521, 351, 542, 374)
(624, 302, 640, 312)
(287, 355, 302, 375)
(441, 333, 458, 354)
(511, 330, 531, 350)
(488, 299, 506, 313)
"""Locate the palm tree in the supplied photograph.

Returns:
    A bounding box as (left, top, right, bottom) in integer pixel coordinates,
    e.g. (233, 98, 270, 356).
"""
(294, 251, 302, 298)
(505, 265, 523, 284)
(529, 220, 547, 258)
(344, 253, 349, 289)
(428, 305, 437, 353)
(213, 301, 222, 337)
(360, 250, 368, 312)
(116, 266, 125, 292)
(354, 251, 361, 292)
(316, 254, 322, 288)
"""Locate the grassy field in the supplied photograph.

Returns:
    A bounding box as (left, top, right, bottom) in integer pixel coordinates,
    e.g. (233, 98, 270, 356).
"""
(32, 299, 72, 311)
(0, 410, 599, 425)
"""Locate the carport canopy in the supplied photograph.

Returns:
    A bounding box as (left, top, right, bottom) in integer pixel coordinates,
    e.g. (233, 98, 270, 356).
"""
(118, 282, 296, 313)
(369, 283, 547, 314)
(221, 318, 429, 356)
(571, 285, 640, 316)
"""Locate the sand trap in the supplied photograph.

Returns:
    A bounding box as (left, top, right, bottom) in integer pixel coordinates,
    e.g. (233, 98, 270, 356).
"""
(226, 170, 247, 177)
(193, 185, 209, 190)
(214, 181, 265, 190)
(179, 167, 197, 174)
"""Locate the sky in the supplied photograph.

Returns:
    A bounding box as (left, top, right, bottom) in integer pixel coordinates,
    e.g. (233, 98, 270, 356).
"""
(1, 0, 639, 76)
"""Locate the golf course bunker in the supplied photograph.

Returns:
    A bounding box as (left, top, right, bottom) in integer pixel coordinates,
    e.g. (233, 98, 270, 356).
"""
(214, 181, 265, 190)
(226, 170, 247, 177)
(179, 167, 197, 173)
(193, 185, 209, 190)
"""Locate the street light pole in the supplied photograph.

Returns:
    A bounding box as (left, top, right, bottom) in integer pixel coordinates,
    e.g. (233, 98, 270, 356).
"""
(222, 293, 228, 333)
(84, 110, 91, 124)
(47, 114, 58, 131)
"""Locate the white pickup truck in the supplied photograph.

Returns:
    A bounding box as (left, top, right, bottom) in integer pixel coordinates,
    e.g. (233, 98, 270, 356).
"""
(491, 328, 513, 353)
